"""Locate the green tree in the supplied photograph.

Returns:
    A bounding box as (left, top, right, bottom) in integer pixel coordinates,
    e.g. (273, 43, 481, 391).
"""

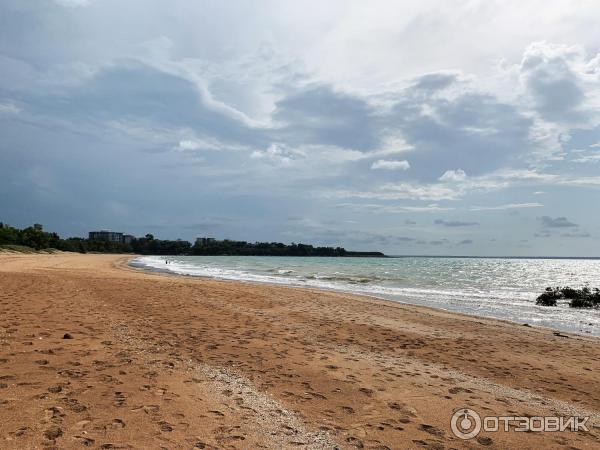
(0, 223, 19, 245)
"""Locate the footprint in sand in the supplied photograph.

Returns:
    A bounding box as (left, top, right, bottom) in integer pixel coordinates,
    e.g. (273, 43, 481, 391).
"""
(387, 401, 417, 418)
(13, 427, 32, 437)
(412, 439, 444, 450)
(44, 406, 65, 422)
(448, 386, 472, 395)
(476, 435, 493, 446)
(73, 435, 95, 447)
(158, 421, 173, 432)
(358, 387, 374, 397)
(105, 418, 125, 430)
(114, 391, 126, 406)
(43, 426, 63, 441)
(418, 424, 444, 437)
(74, 420, 91, 430)
(131, 404, 160, 415)
(194, 442, 218, 449)
(346, 436, 364, 448)
(63, 397, 87, 412)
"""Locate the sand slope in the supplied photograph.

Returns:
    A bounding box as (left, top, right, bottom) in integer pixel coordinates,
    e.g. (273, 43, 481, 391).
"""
(0, 253, 599, 449)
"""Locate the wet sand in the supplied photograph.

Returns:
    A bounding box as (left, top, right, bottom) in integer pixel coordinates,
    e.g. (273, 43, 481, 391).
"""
(0, 253, 599, 449)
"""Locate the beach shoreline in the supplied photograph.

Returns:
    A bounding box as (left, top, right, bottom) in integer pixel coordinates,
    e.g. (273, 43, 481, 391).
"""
(128, 254, 600, 340)
(1, 252, 599, 449)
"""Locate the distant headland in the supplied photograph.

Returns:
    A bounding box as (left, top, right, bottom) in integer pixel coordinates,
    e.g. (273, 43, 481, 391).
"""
(0, 223, 385, 257)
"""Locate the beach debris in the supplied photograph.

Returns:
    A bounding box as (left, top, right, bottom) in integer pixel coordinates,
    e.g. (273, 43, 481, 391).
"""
(62, 333, 73, 339)
(553, 331, 569, 338)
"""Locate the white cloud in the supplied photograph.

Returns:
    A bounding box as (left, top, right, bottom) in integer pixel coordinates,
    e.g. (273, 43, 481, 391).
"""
(371, 159, 410, 170)
(367, 135, 415, 157)
(250, 143, 305, 166)
(439, 169, 466, 182)
(53, 0, 92, 6)
(469, 202, 543, 211)
(557, 176, 600, 186)
(0, 101, 21, 115)
(336, 203, 455, 213)
(288, 1, 600, 97)
(177, 140, 203, 151)
(572, 152, 600, 163)
(176, 139, 224, 152)
(492, 169, 558, 182)
(327, 182, 459, 201)
(324, 165, 600, 206)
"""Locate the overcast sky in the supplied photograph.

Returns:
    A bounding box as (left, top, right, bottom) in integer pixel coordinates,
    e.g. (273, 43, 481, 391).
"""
(1, 0, 600, 255)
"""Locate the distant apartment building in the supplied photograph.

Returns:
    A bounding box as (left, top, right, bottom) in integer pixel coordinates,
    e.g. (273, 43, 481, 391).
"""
(195, 237, 216, 246)
(122, 234, 135, 244)
(89, 230, 124, 243)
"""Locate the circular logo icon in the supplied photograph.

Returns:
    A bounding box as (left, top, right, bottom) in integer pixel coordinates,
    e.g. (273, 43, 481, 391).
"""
(451, 408, 482, 439)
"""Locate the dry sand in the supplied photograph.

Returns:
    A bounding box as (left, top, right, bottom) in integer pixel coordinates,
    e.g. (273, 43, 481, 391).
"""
(0, 253, 599, 449)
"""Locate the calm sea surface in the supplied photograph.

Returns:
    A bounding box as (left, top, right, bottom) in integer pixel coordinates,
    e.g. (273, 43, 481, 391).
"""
(132, 255, 600, 336)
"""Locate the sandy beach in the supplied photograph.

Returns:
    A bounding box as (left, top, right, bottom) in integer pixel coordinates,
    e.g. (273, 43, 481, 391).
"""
(0, 253, 599, 449)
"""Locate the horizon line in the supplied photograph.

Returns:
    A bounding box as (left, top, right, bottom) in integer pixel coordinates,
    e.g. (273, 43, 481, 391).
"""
(386, 254, 600, 260)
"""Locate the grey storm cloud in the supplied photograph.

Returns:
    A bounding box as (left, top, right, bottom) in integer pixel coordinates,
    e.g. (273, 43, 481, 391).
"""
(539, 216, 578, 228)
(411, 72, 460, 92)
(272, 85, 378, 150)
(386, 89, 534, 181)
(26, 62, 268, 147)
(520, 43, 588, 123)
(429, 240, 448, 246)
(562, 231, 591, 238)
(434, 219, 478, 227)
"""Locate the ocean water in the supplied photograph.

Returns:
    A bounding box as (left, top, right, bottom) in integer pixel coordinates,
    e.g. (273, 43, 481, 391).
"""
(131, 255, 600, 336)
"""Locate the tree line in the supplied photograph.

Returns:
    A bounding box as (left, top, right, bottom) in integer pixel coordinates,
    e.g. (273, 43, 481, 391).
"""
(0, 222, 384, 257)
(0, 223, 190, 255)
(189, 240, 384, 256)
